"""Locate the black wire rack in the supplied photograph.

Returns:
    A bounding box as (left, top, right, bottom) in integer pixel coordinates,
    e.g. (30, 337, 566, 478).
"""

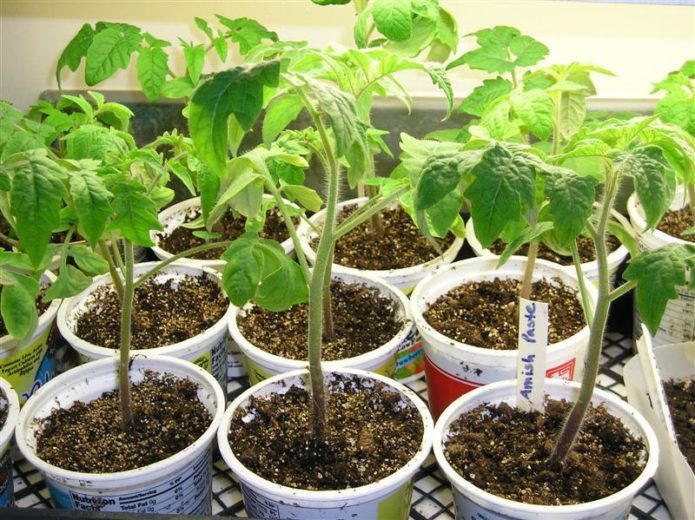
(10, 332, 673, 519)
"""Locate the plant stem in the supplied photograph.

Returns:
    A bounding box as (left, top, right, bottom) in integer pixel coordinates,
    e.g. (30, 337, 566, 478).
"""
(296, 86, 338, 444)
(322, 246, 335, 342)
(133, 240, 233, 289)
(519, 240, 539, 300)
(262, 177, 312, 286)
(570, 241, 594, 325)
(688, 184, 695, 220)
(99, 240, 124, 302)
(0, 231, 18, 248)
(118, 240, 135, 432)
(609, 280, 637, 301)
(550, 167, 618, 465)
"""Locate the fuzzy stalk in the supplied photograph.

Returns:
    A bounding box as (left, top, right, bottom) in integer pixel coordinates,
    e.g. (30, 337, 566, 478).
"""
(570, 241, 594, 326)
(322, 245, 335, 342)
(334, 187, 407, 240)
(99, 240, 124, 302)
(519, 240, 539, 300)
(550, 168, 618, 464)
(118, 240, 135, 432)
(688, 184, 695, 220)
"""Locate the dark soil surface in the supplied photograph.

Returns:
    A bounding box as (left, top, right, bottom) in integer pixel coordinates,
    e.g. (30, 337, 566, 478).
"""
(657, 207, 694, 243)
(75, 274, 227, 349)
(444, 399, 647, 505)
(0, 290, 49, 338)
(664, 378, 695, 471)
(237, 280, 402, 361)
(229, 373, 423, 490)
(157, 207, 294, 260)
(0, 388, 7, 430)
(311, 205, 455, 270)
(424, 278, 585, 350)
(489, 235, 621, 266)
(35, 372, 211, 473)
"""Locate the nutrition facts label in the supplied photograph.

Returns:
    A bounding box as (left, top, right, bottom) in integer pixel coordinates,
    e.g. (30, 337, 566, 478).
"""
(47, 449, 212, 514)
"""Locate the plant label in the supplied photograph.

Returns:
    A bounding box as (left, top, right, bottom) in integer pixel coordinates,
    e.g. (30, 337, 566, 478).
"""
(516, 298, 548, 412)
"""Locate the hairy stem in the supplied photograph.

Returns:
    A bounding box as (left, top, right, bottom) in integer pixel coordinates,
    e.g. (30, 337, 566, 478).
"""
(0, 231, 18, 248)
(334, 187, 407, 240)
(688, 184, 695, 220)
(297, 86, 337, 444)
(99, 240, 124, 302)
(322, 246, 335, 342)
(570, 241, 594, 326)
(550, 168, 618, 464)
(119, 241, 135, 432)
(519, 240, 539, 300)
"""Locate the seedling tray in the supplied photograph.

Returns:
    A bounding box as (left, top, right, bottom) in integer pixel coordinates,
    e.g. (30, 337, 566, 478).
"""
(10, 333, 672, 519)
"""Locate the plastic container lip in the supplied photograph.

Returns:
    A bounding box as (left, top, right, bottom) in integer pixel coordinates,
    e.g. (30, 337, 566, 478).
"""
(0, 377, 20, 451)
(227, 270, 413, 371)
(57, 262, 233, 359)
(627, 189, 690, 246)
(433, 378, 659, 517)
(217, 367, 434, 501)
(410, 256, 596, 359)
(0, 270, 60, 351)
(464, 217, 629, 278)
(297, 197, 464, 279)
(15, 354, 225, 484)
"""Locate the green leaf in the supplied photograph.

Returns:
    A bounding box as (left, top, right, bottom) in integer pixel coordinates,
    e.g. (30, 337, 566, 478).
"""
(262, 94, 303, 146)
(544, 168, 597, 247)
(0, 251, 35, 271)
(10, 156, 67, 266)
(183, 43, 206, 85)
(509, 34, 548, 67)
(44, 264, 93, 301)
(69, 168, 112, 247)
(281, 184, 323, 212)
(311, 82, 367, 159)
(213, 35, 229, 62)
(414, 154, 461, 210)
(68, 244, 109, 274)
(189, 61, 280, 174)
(510, 88, 553, 140)
(624, 244, 695, 335)
(465, 144, 536, 247)
(137, 46, 169, 101)
(108, 178, 162, 246)
(497, 221, 554, 268)
(160, 77, 195, 99)
(64, 124, 128, 161)
(198, 163, 219, 224)
(1, 132, 46, 162)
(1, 272, 39, 340)
(222, 236, 307, 311)
(85, 25, 142, 86)
(480, 99, 512, 140)
(217, 16, 279, 55)
(373, 0, 413, 42)
(354, 9, 370, 48)
(211, 158, 261, 222)
(607, 219, 640, 259)
(56, 23, 95, 89)
(425, 191, 463, 238)
(423, 64, 454, 118)
(557, 90, 588, 140)
(459, 78, 513, 117)
(616, 147, 675, 229)
(195, 17, 214, 39)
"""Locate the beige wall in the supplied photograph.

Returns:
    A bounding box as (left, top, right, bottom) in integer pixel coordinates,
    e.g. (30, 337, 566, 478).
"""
(1, 0, 694, 110)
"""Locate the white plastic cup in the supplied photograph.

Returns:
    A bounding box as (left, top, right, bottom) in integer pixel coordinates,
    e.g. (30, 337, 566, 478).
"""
(434, 378, 659, 520)
(0, 271, 61, 405)
(627, 189, 695, 346)
(0, 377, 19, 507)
(217, 368, 434, 520)
(15, 354, 224, 514)
(465, 217, 629, 284)
(57, 262, 232, 391)
(624, 340, 695, 520)
(411, 256, 596, 419)
(297, 197, 464, 382)
(228, 271, 414, 385)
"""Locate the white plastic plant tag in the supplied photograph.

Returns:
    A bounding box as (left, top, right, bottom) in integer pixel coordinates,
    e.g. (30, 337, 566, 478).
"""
(516, 298, 549, 412)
